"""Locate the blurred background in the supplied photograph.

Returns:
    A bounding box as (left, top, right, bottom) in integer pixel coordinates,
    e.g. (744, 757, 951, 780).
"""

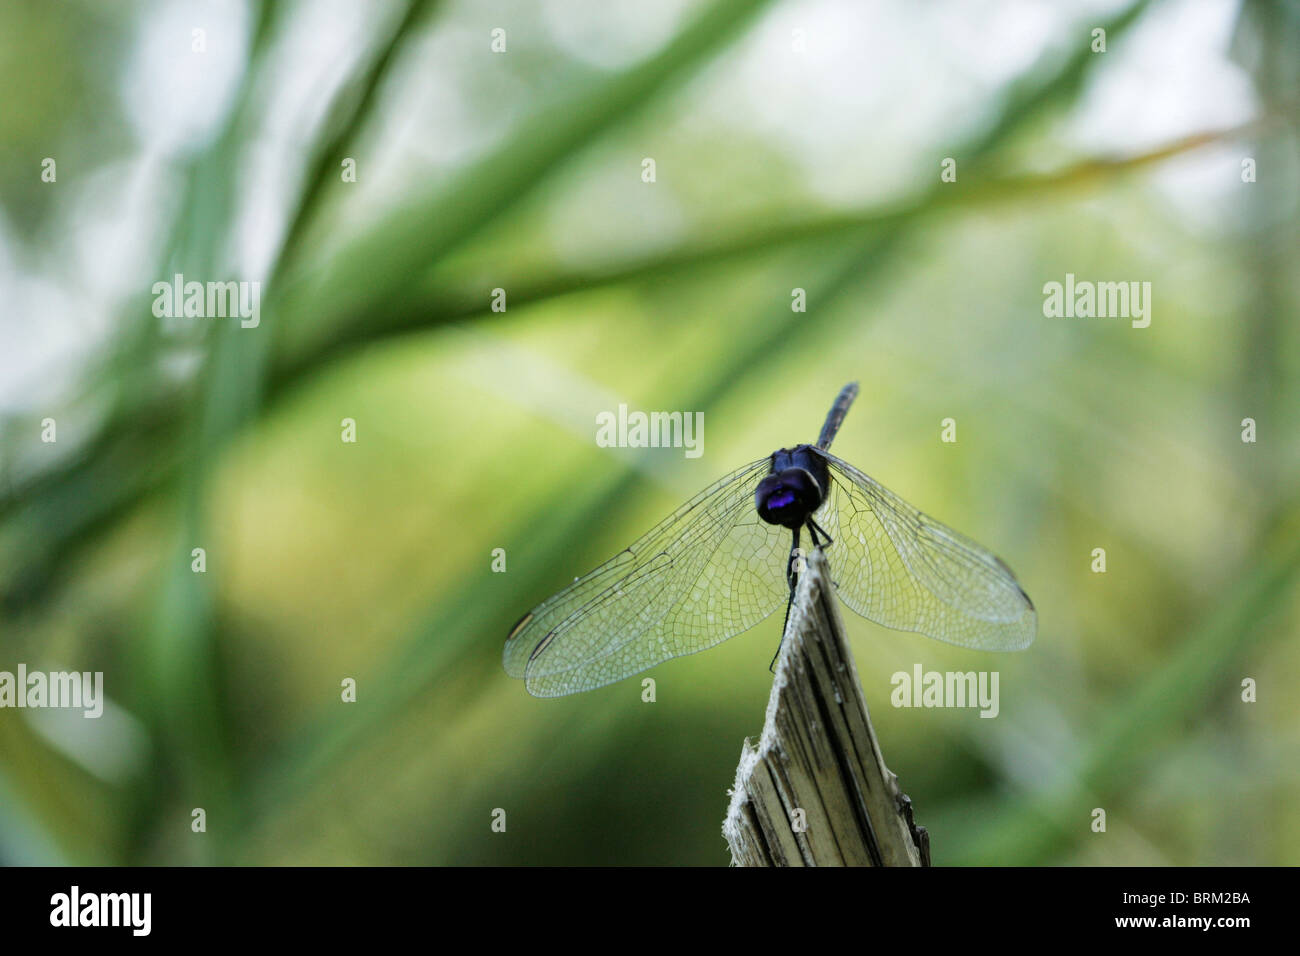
(1, 0, 1297, 866)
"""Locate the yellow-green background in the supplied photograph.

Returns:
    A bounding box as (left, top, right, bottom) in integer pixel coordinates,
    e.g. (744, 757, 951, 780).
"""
(1, 0, 1297, 865)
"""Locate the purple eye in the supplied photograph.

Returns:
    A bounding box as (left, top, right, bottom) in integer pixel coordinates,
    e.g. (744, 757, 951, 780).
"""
(755, 464, 827, 529)
(766, 489, 796, 510)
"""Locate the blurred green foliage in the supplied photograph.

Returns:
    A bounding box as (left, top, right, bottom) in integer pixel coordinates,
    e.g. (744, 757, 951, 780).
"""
(1, 0, 1297, 866)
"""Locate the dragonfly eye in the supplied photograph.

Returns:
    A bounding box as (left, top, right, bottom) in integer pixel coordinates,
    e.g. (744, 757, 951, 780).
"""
(767, 489, 796, 509)
(755, 468, 822, 529)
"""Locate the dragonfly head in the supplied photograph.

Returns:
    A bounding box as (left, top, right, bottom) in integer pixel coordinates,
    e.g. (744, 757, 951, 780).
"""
(756, 446, 828, 529)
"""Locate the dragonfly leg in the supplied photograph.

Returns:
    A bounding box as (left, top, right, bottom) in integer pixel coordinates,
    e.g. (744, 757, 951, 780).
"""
(807, 517, 834, 550)
(771, 527, 802, 672)
(806, 517, 840, 590)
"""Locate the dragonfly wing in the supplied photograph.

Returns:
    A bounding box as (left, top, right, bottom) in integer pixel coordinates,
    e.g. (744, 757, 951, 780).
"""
(813, 449, 1036, 651)
(504, 458, 790, 697)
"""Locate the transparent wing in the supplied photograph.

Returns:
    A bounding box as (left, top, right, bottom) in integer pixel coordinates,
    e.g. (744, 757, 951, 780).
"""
(812, 449, 1036, 650)
(504, 458, 790, 697)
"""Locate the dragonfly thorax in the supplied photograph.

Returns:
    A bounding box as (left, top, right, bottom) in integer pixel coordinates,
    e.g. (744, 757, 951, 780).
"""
(755, 445, 829, 529)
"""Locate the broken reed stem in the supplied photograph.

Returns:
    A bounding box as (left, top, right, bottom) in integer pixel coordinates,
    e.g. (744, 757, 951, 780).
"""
(723, 548, 930, 866)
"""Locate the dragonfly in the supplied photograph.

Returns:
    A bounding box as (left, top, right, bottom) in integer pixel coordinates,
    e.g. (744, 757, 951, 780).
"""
(504, 382, 1035, 697)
